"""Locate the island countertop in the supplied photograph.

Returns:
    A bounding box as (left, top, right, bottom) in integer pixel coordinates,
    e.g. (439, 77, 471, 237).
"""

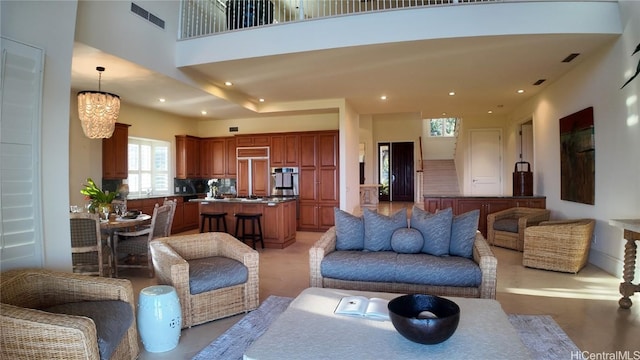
(195, 197, 297, 249)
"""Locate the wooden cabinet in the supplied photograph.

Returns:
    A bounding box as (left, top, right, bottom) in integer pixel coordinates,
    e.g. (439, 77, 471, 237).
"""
(270, 134, 299, 167)
(236, 157, 269, 197)
(102, 123, 130, 179)
(423, 196, 546, 238)
(237, 159, 250, 197)
(200, 138, 225, 178)
(176, 135, 200, 179)
(298, 131, 339, 231)
(182, 201, 200, 229)
(235, 135, 270, 147)
(225, 137, 237, 176)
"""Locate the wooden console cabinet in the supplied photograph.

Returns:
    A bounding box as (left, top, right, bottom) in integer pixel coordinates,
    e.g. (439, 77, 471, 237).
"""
(423, 195, 546, 237)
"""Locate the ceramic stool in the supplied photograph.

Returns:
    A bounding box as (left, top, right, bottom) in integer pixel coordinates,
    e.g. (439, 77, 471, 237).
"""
(137, 285, 182, 352)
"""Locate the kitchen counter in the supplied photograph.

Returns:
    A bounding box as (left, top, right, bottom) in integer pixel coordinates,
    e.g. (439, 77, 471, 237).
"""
(194, 197, 297, 249)
(189, 197, 296, 205)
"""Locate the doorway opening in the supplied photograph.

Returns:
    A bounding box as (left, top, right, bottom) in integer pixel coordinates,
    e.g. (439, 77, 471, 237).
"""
(378, 142, 414, 202)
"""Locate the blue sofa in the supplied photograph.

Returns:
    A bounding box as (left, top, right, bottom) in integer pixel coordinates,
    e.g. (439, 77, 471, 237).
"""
(309, 207, 497, 299)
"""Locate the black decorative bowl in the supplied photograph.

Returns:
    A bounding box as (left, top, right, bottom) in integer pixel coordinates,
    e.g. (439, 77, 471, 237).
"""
(388, 294, 460, 345)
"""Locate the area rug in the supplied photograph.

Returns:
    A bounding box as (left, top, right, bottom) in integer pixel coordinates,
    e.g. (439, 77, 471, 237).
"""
(193, 296, 581, 360)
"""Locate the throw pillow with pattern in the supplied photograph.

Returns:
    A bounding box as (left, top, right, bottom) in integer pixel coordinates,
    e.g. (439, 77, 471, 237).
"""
(450, 209, 480, 258)
(334, 208, 365, 250)
(410, 206, 453, 256)
(363, 207, 407, 251)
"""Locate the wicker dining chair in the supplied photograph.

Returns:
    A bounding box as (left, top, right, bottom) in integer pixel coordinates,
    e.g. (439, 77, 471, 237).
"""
(523, 219, 596, 273)
(70, 212, 112, 276)
(113, 202, 173, 277)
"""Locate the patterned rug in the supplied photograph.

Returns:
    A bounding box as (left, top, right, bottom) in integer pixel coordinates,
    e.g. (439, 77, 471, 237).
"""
(193, 296, 581, 360)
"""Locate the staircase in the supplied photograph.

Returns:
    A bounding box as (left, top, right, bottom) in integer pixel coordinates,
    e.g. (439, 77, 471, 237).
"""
(422, 159, 460, 196)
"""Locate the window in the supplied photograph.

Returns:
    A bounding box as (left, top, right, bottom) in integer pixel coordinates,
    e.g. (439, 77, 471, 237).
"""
(128, 137, 170, 197)
(429, 118, 457, 137)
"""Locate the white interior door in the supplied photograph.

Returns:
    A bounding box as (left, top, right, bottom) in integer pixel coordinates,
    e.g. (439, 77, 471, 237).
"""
(469, 129, 502, 195)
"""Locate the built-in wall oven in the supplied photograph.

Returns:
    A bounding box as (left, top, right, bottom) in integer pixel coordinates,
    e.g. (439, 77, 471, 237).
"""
(271, 167, 299, 219)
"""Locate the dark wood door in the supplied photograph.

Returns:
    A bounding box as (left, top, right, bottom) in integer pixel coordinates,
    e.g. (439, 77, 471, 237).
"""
(391, 142, 414, 202)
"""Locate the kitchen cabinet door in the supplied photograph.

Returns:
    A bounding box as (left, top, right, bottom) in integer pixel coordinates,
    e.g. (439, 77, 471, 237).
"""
(225, 137, 237, 176)
(182, 201, 199, 229)
(251, 158, 270, 197)
(271, 134, 299, 167)
(211, 138, 226, 178)
(299, 134, 317, 168)
(237, 159, 249, 197)
(176, 135, 200, 179)
(102, 123, 130, 179)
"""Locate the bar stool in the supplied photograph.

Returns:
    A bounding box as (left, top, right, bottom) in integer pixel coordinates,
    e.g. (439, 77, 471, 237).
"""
(200, 212, 228, 233)
(234, 213, 264, 249)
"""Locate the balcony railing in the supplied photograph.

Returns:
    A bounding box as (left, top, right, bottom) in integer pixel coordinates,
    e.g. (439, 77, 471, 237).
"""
(179, 0, 500, 39)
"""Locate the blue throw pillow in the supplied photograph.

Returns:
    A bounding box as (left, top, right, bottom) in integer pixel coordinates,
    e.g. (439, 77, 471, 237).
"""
(410, 206, 453, 256)
(334, 208, 364, 250)
(391, 228, 424, 254)
(363, 208, 407, 251)
(450, 209, 480, 258)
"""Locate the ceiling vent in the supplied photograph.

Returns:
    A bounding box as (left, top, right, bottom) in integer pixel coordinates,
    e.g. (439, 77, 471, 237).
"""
(562, 53, 580, 63)
(131, 2, 165, 29)
(533, 79, 546, 86)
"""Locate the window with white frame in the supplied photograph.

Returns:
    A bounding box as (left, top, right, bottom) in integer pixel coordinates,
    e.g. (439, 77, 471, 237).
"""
(429, 118, 458, 137)
(128, 137, 170, 197)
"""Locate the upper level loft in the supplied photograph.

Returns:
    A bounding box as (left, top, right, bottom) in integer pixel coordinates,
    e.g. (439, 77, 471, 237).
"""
(178, 0, 500, 39)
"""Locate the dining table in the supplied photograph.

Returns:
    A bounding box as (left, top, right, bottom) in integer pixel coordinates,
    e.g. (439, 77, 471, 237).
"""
(100, 214, 151, 276)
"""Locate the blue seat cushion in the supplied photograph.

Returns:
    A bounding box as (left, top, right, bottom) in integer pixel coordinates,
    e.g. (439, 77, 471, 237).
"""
(334, 207, 364, 250)
(44, 300, 133, 360)
(188, 256, 248, 295)
(321, 251, 398, 282)
(493, 218, 519, 233)
(395, 254, 482, 287)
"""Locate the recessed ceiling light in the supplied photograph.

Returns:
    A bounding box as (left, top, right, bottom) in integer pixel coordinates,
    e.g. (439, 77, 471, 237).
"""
(380, 95, 387, 100)
(517, 89, 525, 94)
(449, 91, 455, 96)
(259, 98, 265, 102)
(201, 110, 207, 115)
(442, 112, 447, 116)
(488, 110, 493, 114)
(159, 98, 166, 103)
(224, 81, 233, 86)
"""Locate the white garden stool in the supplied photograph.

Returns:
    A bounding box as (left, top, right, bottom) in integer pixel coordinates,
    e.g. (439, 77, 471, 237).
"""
(137, 285, 182, 352)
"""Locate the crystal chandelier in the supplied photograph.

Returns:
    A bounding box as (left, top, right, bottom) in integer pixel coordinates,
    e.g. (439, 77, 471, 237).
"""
(77, 66, 120, 139)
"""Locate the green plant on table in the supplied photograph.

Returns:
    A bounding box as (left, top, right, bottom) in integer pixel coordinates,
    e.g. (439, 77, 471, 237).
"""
(81, 178, 117, 213)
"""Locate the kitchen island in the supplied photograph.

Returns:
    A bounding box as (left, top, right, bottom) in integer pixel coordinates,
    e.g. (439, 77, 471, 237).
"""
(190, 197, 297, 249)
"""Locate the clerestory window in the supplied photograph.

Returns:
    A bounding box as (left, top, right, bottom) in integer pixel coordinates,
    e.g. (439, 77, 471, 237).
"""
(429, 118, 457, 137)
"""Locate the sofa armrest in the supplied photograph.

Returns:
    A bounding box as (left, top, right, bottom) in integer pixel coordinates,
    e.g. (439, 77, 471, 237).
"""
(150, 239, 191, 317)
(309, 226, 337, 287)
(472, 232, 497, 299)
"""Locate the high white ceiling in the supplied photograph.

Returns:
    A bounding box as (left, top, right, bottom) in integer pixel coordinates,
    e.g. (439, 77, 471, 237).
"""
(70, 32, 617, 121)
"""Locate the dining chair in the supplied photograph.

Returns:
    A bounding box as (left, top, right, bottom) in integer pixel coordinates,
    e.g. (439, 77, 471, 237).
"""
(69, 212, 112, 276)
(113, 203, 173, 278)
(163, 198, 178, 235)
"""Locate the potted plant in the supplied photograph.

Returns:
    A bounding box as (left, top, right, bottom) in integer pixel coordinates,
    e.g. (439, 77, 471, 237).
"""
(81, 178, 117, 214)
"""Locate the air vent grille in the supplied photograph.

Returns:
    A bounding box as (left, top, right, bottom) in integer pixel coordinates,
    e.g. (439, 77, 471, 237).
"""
(533, 79, 546, 86)
(562, 53, 580, 63)
(131, 2, 165, 30)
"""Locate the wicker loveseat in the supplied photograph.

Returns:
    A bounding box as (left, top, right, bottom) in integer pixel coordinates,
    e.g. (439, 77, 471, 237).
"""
(150, 232, 259, 328)
(310, 208, 498, 299)
(0, 268, 139, 360)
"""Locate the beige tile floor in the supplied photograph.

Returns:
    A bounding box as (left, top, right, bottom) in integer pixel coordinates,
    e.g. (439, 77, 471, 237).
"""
(125, 202, 640, 359)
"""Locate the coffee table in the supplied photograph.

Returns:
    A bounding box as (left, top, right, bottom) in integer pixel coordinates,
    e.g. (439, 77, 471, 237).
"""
(244, 287, 531, 359)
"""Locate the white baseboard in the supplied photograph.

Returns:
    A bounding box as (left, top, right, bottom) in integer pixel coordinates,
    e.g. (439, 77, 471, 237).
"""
(589, 248, 640, 281)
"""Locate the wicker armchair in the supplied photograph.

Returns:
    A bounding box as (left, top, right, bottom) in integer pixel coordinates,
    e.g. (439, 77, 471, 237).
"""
(523, 219, 596, 273)
(0, 268, 138, 360)
(487, 207, 551, 251)
(150, 232, 259, 328)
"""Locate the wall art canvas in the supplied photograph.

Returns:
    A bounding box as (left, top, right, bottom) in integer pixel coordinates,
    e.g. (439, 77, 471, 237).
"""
(559, 107, 595, 205)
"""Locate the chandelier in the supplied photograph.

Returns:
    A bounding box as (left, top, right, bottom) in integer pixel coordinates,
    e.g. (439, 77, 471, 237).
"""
(77, 66, 120, 139)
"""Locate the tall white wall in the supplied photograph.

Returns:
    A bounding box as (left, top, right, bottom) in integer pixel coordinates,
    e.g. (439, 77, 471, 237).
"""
(507, 0, 640, 279)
